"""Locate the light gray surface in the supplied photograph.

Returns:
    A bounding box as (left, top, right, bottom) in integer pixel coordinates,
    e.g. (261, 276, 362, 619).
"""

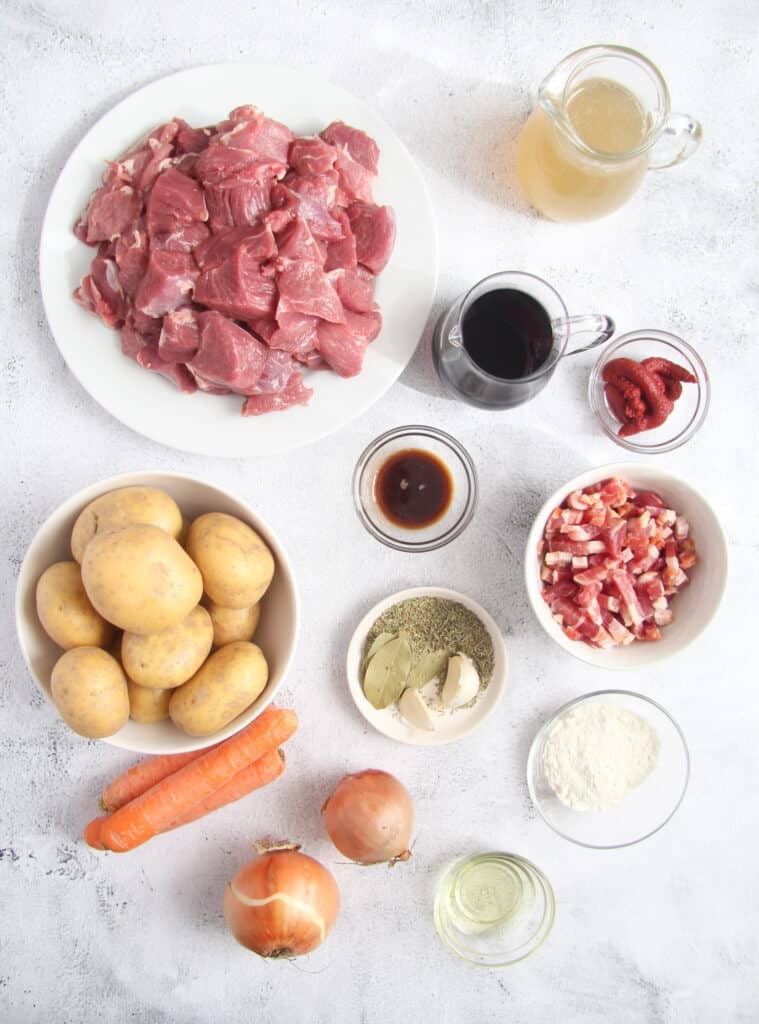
(1, 2, 757, 1022)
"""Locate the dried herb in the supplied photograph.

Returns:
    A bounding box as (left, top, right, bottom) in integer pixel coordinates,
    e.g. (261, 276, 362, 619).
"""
(362, 631, 396, 673)
(363, 632, 413, 709)
(363, 597, 494, 693)
(406, 649, 449, 690)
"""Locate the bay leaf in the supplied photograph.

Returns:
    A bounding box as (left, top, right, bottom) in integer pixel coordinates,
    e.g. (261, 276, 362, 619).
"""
(362, 631, 397, 672)
(406, 649, 450, 690)
(363, 634, 413, 709)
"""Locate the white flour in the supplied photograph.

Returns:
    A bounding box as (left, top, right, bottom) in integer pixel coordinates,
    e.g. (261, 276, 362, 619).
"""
(542, 702, 659, 811)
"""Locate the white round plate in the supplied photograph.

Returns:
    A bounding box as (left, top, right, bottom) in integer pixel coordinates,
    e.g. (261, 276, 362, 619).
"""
(346, 587, 508, 746)
(40, 64, 439, 457)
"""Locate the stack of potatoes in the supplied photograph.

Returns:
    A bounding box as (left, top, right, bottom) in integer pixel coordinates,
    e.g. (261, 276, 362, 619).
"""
(35, 487, 274, 739)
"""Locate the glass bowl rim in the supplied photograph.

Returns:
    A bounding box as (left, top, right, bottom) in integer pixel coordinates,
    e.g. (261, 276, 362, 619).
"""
(526, 688, 691, 849)
(352, 424, 479, 552)
(433, 850, 556, 967)
(588, 329, 710, 454)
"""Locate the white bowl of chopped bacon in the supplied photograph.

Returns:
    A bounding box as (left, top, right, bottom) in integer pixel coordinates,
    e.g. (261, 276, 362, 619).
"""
(524, 464, 728, 668)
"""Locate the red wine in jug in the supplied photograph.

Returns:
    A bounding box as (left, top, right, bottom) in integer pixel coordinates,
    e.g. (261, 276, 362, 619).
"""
(461, 289, 553, 379)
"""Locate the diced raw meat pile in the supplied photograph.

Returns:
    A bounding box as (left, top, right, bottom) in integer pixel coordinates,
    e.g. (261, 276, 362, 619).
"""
(537, 477, 697, 648)
(72, 107, 395, 416)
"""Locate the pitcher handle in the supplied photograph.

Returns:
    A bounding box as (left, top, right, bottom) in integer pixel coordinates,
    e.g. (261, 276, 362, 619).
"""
(649, 113, 702, 170)
(561, 314, 615, 358)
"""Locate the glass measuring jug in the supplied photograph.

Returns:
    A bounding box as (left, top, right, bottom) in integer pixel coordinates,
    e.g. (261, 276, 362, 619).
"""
(516, 45, 702, 221)
(431, 271, 614, 409)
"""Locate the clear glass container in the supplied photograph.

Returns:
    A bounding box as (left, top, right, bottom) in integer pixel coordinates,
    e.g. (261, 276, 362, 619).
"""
(526, 690, 690, 849)
(433, 852, 555, 967)
(352, 425, 478, 552)
(588, 329, 709, 453)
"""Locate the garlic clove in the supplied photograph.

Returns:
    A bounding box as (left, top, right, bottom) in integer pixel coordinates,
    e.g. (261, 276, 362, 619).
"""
(398, 688, 437, 731)
(441, 653, 480, 709)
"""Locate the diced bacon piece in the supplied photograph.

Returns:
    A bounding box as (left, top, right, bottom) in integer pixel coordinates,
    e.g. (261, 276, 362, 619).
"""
(674, 516, 690, 540)
(560, 509, 585, 525)
(572, 556, 589, 571)
(629, 544, 660, 575)
(652, 596, 668, 612)
(637, 570, 657, 585)
(678, 538, 697, 570)
(550, 598, 586, 629)
(610, 570, 646, 629)
(551, 568, 573, 584)
(576, 583, 602, 607)
(561, 524, 601, 541)
(541, 581, 577, 602)
(598, 594, 620, 613)
(544, 508, 564, 536)
(567, 489, 593, 510)
(564, 626, 582, 642)
(548, 538, 606, 556)
(657, 509, 677, 526)
(601, 518, 627, 556)
(621, 548, 634, 562)
(545, 551, 572, 567)
(536, 538, 545, 557)
(646, 578, 666, 602)
(640, 623, 662, 642)
(573, 564, 609, 586)
(540, 565, 553, 584)
(634, 587, 654, 620)
(584, 599, 604, 626)
(607, 615, 635, 645)
(582, 507, 607, 526)
(636, 491, 665, 508)
(599, 478, 630, 507)
(654, 608, 673, 627)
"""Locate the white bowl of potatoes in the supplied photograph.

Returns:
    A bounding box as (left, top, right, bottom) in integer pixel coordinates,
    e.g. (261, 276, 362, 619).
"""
(15, 472, 299, 754)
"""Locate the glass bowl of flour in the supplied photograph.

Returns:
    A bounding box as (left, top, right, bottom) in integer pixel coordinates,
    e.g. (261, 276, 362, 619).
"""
(526, 690, 690, 848)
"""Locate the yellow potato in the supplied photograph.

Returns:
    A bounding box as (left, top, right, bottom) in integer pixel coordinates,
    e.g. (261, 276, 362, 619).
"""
(36, 561, 115, 650)
(81, 524, 203, 635)
(127, 679, 172, 723)
(71, 486, 183, 563)
(121, 606, 214, 689)
(205, 598, 261, 647)
(51, 647, 129, 738)
(169, 641, 268, 737)
(186, 513, 274, 610)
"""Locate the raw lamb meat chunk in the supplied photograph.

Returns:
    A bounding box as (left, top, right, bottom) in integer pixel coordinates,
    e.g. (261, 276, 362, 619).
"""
(347, 203, 395, 273)
(194, 246, 277, 320)
(321, 121, 380, 173)
(188, 311, 268, 393)
(204, 182, 273, 228)
(324, 210, 357, 271)
(146, 167, 208, 235)
(114, 221, 149, 294)
(269, 313, 319, 355)
(329, 267, 376, 313)
(75, 184, 142, 244)
(289, 137, 337, 177)
(276, 262, 345, 323)
(316, 310, 382, 377)
(195, 224, 277, 270)
(158, 308, 201, 362)
(134, 251, 198, 318)
(242, 373, 313, 416)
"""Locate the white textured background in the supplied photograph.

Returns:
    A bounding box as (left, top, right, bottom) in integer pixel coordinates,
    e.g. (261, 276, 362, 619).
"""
(2, 1, 758, 1022)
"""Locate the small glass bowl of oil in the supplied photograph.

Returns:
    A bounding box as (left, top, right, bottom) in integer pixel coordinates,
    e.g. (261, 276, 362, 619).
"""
(433, 852, 555, 967)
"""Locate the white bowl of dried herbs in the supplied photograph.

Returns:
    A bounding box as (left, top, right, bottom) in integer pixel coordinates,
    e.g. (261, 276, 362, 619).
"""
(346, 587, 508, 745)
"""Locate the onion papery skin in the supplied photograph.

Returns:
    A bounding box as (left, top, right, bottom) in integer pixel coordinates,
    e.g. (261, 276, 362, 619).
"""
(322, 769, 414, 865)
(223, 849, 340, 958)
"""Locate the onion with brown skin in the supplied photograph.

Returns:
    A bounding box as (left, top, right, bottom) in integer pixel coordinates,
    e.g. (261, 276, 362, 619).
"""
(223, 846, 340, 958)
(322, 769, 414, 865)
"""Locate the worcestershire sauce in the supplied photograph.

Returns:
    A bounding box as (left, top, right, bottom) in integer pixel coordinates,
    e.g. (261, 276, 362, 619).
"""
(462, 288, 553, 379)
(376, 449, 453, 529)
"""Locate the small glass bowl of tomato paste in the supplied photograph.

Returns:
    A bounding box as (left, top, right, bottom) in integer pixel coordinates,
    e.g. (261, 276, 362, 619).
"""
(589, 330, 709, 454)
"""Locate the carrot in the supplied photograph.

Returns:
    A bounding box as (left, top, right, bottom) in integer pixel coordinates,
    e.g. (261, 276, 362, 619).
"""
(84, 816, 109, 851)
(101, 744, 222, 812)
(163, 748, 285, 832)
(90, 706, 297, 853)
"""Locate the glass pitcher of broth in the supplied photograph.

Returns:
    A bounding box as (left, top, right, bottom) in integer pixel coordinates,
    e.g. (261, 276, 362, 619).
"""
(516, 45, 702, 221)
(431, 271, 614, 409)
